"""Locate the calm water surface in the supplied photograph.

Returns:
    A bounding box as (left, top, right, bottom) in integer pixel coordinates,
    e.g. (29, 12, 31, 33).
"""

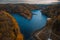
(11, 10, 47, 40)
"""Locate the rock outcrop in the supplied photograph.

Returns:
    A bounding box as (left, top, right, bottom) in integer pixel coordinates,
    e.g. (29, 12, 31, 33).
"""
(32, 16, 60, 40)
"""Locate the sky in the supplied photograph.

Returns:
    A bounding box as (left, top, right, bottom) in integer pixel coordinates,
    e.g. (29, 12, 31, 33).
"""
(0, 0, 60, 4)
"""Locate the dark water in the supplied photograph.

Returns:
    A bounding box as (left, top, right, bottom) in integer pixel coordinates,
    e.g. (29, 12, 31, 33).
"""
(11, 10, 47, 40)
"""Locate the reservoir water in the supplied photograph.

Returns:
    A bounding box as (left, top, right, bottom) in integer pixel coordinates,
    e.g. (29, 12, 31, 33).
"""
(11, 10, 47, 40)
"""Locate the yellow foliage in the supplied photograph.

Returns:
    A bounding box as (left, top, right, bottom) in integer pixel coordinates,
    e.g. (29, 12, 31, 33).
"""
(1, 11, 24, 40)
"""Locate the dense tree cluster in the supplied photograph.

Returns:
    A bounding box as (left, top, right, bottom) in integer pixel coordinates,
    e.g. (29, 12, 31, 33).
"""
(42, 4, 60, 18)
(0, 11, 23, 40)
(0, 4, 39, 20)
(0, 4, 60, 40)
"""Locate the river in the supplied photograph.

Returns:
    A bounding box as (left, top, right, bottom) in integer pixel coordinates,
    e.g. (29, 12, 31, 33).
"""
(11, 10, 47, 40)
